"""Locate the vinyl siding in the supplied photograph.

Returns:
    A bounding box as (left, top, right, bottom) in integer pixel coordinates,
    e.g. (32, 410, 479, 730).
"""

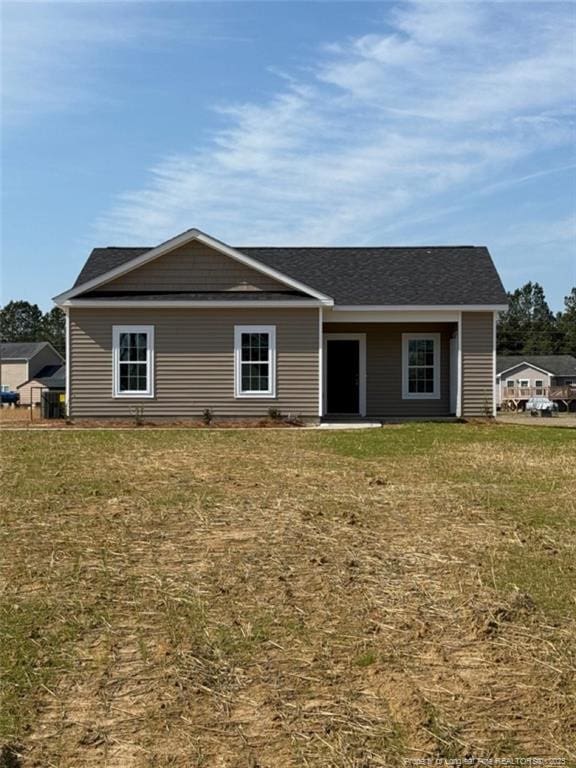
(323, 322, 455, 416)
(461, 312, 495, 417)
(18, 379, 63, 406)
(69, 308, 318, 418)
(94, 241, 289, 293)
(0, 361, 28, 391)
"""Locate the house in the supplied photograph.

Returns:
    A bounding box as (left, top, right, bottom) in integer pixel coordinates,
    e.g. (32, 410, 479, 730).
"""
(496, 355, 576, 410)
(0, 342, 64, 399)
(17, 364, 66, 407)
(53, 228, 507, 421)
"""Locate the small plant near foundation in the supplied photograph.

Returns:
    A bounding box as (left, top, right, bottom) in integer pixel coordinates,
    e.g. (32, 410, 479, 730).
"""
(267, 407, 282, 421)
(202, 408, 214, 426)
(131, 406, 144, 426)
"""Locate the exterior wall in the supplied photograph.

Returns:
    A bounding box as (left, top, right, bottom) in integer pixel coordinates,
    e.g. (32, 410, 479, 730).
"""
(29, 345, 64, 378)
(95, 241, 288, 293)
(0, 361, 28, 391)
(69, 308, 319, 418)
(323, 322, 455, 416)
(461, 312, 494, 417)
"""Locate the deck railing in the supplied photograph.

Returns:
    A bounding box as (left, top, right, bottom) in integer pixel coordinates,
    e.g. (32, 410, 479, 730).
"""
(502, 386, 576, 400)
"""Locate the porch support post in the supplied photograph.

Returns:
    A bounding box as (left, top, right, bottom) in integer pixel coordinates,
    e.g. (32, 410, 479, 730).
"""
(65, 307, 70, 418)
(318, 306, 323, 418)
(457, 311, 462, 418)
(492, 310, 497, 417)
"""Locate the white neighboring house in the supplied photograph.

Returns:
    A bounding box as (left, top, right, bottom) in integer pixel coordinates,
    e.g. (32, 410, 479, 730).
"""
(496, 355, 576, 410)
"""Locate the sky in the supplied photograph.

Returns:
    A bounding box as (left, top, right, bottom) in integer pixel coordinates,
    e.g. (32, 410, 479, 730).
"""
(1, 0, 575, 311)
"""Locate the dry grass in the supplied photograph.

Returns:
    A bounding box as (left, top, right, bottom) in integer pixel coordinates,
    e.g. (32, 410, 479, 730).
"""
(1, 424, 575, 767)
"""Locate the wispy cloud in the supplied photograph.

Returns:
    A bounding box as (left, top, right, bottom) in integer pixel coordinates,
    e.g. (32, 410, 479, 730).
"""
(94, 0, 575, 247)
(0, 2, 250, 122)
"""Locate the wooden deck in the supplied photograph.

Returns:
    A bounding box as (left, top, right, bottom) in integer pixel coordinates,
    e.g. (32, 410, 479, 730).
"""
(501, 386, 576, 411)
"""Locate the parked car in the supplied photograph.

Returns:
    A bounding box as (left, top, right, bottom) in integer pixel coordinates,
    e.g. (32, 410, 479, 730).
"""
(0, 390, 20, 405)
(525, 396, 558, 416)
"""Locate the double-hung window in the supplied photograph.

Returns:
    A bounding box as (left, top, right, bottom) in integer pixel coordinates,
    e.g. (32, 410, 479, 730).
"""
(112, 325, 154, 398)
(506, 379, 515, 390)
(402, 333, 440, 399)
(234, 325, 276, 398)
(534, 379, 544, 394)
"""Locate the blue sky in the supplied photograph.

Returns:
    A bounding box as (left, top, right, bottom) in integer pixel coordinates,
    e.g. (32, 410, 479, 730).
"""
(1, 0, 575, 311)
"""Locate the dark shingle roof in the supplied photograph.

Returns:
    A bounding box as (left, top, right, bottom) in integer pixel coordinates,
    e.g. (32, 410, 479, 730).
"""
(497, 355, 576, 377)
(19, 364, 66, 389)
(72, 244, 507, 306)
(0, 342, 52, 360)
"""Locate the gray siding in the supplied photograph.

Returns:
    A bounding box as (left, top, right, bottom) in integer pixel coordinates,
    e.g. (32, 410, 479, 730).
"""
(323, 322, 455, 416)
(461, 312, 494, 417)
(95, 241, 288, 293)
(0, 361, 28, 391)
(69, 308, 318, 418)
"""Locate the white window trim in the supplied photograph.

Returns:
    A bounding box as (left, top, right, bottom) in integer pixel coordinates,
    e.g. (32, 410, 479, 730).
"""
(112, 325, 155, 399)
(234, 325, 276, 399)
(506, 380, 515, 389)
(402, 333, 441, 400)
(518, 379, 529, 389)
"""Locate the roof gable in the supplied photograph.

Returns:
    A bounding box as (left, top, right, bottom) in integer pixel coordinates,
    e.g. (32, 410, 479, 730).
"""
(94, 240, 294, 295)
(55, 229, 332, 305)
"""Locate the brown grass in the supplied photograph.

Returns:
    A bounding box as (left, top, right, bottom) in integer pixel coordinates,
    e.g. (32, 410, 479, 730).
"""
(1, 425, 575, 767)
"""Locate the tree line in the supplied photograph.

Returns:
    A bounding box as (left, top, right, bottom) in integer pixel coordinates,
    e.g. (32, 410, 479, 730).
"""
(0, 301, 66, 356)
(1, 283, 575, 359)
(497, 283, 576, 357)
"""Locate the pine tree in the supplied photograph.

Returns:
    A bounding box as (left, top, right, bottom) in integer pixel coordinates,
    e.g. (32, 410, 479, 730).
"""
(0, 301, 44, 343)
(558, 287, 576, 357)
(42, 307, 66, 356)
(497, 282, 559, 355)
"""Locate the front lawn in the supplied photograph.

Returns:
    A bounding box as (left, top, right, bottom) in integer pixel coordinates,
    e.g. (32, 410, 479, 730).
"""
(1, 423, 574, 766)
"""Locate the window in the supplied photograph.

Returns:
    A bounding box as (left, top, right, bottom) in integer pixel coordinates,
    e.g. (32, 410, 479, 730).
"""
(112, 325, 154, 398)
(402, 333, 440, 399)
(534, 379, 544, 394)
(234, 325, 276, 398)
(506, 380, 515, 389)
(1, 385, 9, 393)
(518, 379, 529, 389)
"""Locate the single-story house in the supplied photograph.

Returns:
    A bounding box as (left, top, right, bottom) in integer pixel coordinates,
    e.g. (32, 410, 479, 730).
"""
(496, 355, 576, 409)
(17, 363, 66, 407)
(54, 228, 508, 421)
(0, 342, 64, 396)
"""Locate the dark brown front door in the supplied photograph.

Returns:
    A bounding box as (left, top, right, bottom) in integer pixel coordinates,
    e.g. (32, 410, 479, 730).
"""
(326, 339, 360, 414)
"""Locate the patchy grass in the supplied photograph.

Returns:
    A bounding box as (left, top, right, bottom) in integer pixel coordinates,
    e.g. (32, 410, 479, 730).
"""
(1, 424, 575, 767)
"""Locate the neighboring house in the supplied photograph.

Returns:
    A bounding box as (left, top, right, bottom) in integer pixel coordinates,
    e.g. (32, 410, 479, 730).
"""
(54, 228, 507, 421)
(0, 342, 64, 397)
(496, 355, 576, 410)
(17, 364, 66, 407)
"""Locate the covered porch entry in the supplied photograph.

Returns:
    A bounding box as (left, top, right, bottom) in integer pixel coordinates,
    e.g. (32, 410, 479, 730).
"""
(321, 311, 461, 419)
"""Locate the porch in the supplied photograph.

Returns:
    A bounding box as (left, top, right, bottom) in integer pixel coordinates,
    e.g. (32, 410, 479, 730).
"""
(321, 319, 460, 419)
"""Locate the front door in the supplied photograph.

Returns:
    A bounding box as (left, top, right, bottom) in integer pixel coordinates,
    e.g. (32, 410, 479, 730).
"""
(326, 339, 360, 414)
